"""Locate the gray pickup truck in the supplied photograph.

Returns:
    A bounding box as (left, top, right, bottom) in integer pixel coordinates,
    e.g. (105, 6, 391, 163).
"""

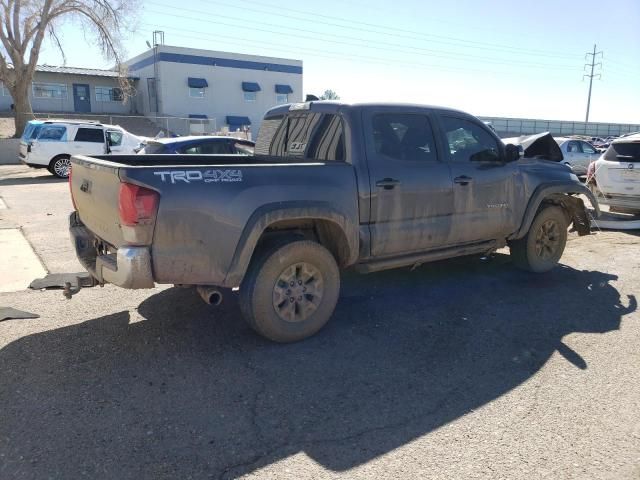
(69, 101, 598, 342)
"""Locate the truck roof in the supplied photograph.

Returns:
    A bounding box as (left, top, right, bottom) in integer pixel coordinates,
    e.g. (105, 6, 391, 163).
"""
(265, 100, 472, 118)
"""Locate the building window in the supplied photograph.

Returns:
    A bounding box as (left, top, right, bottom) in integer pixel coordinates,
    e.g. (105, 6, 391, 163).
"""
(276, 93, 288, 103)
(189, 87, 205, 98)
(0, 82, 9, 96)
(32, 82, 68, 99)
(244, 91, 257, 102)
(95, 86, 123, 102)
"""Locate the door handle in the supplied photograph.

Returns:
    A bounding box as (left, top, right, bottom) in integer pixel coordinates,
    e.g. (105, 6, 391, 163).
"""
(376, 178, 401, 190)
(454, 175, 473, 185)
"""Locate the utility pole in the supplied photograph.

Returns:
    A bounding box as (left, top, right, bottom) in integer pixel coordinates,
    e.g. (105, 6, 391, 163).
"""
(584, 44, 603, 123)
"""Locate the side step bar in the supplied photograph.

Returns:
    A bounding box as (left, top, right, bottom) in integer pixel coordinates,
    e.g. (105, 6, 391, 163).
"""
(355, 240, 498, 274)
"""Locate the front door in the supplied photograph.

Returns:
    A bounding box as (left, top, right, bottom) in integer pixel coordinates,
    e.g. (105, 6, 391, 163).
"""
(436, 114, 522, 244)
(73, 84, 91, 113)
(364, 108, 454, 257)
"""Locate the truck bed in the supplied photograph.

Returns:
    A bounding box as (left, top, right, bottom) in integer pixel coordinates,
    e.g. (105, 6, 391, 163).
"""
(70, 154, 359, 287)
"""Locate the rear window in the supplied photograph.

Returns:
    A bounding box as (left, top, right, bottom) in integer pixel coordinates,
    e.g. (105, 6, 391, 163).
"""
(21, 122, 43, 141)
(141, 142, 167, 154)
(74, 128, 104, 143)
(254, 112, 345, 162)
(604, 142, 640, 162)
(37, 125, 67, 141)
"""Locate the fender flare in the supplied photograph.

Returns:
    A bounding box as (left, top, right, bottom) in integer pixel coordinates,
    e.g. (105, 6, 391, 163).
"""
(223, 201, 359, 287)
(511, 182, 600, 239)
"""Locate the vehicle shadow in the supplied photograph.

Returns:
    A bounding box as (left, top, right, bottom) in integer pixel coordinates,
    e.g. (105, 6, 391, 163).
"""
(0, 255, 635, 479)
(0, 173, 63, 186)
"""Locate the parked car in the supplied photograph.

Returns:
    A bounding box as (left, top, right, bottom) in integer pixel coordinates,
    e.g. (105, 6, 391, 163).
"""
(554, 137, 600, 175)
(587, 134, 640, 214)
(138, 136, 255, 155)
(19, 120, 143, 178)
(68, 101, 597, 342)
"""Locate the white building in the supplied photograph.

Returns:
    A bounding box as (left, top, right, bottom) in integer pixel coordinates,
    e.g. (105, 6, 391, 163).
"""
(125, 44, 303, 134)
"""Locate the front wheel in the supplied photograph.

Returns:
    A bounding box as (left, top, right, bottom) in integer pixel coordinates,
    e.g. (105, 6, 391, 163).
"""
(239, 240, 340, 342)
(48, 155, 71, 178)
(509, 206, 568, 273)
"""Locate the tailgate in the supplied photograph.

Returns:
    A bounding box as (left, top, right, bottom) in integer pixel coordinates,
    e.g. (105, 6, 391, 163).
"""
(70, 156, 129, 247)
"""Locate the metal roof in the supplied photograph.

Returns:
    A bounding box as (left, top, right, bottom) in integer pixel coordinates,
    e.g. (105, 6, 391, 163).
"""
(35, 65, 138, 79)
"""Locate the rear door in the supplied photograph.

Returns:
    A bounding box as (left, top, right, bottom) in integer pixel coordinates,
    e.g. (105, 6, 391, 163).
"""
(73, 127, 106, 155)
(436, 114, 521, 244)
(363, 108, 454, 257)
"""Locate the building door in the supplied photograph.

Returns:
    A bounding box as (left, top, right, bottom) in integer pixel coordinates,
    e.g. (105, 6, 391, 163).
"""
(72, 84, 91, 113)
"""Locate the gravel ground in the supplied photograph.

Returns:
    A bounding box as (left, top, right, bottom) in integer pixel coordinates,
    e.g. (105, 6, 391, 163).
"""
(0, 165, 638, 479)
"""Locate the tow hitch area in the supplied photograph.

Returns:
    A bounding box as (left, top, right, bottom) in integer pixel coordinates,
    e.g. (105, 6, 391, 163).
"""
(62, 274, 100, 299)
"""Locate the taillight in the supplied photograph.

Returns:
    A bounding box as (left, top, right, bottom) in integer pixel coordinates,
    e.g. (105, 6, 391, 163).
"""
(118, 182, 159, 226)
(69, 165, 77, 210)
(586, 162, 596, 183)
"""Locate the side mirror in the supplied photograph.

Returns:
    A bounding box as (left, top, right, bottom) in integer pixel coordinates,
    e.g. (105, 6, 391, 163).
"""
(504, 143, 523, 162)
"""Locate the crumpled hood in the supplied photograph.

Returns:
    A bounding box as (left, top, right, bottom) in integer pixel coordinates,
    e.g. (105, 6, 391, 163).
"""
(502, 132, 563, 161)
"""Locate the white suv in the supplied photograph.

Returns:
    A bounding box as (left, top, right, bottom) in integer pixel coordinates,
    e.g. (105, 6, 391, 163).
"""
(587, 134, 640, 214)
(19, 120, 142, 178)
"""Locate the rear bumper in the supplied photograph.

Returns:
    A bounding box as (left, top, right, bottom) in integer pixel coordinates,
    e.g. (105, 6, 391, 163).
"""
(69, 212, 155, 289)
(590, 186, 640, 211)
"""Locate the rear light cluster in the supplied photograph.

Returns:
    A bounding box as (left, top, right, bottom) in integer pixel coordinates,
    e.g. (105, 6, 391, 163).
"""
(118, 182, 159, 226)
(68, 166, 77, 210)
(586, 162, 596, 183)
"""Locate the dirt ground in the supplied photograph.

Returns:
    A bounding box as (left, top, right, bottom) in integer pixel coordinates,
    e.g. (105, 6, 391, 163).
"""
(0, 117, 15, 138)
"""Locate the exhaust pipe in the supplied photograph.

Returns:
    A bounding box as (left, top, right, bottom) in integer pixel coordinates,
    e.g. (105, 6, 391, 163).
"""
(197, 286, 223, 306)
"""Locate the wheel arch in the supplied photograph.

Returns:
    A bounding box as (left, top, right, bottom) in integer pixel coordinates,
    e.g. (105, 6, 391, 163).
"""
(223, 201, 359, 287)
(511, 182, 599, 240)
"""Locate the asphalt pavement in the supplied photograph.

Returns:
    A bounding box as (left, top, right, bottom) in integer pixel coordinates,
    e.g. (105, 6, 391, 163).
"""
(0, 165, 639, 479)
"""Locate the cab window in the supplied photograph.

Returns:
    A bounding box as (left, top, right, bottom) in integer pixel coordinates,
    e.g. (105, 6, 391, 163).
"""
(372, 113, 437, 162)
(440, 116, 501, 162)
(254, 113, 345, 161)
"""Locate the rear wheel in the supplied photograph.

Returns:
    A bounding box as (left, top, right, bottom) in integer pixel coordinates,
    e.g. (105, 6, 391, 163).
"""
(48, 155, 71, 178)
(239, 239, 340, 342)
(510, 206, 568, 273)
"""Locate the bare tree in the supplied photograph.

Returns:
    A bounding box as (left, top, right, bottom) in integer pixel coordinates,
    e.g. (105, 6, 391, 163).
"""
(319, 89, 340, 100)
(0, 0, 138, 137)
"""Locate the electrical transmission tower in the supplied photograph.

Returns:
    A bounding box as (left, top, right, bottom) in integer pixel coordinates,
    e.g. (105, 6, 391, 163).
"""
(584, 44, 603, 123)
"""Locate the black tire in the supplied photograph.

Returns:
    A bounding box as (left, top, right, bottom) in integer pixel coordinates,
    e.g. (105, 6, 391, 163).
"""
(48, 155, 71, 178)
(239, 239, 340, 342)
(509, 206, 568, 273)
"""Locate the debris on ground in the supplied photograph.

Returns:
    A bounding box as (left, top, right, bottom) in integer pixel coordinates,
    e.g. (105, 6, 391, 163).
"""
(0, 307, 39, 321)
(29, 272, 92, 290)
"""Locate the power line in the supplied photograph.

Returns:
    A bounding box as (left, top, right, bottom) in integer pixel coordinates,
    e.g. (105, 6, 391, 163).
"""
(145, 3, 582, 71)
(196, 0, 582, 59)
(137, 24, 579, 80)
(584, 44, 603, 122)
(172, 0, 580, 60)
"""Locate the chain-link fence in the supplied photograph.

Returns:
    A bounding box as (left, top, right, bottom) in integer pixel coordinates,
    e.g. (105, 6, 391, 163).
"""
(480, 116, 640, 138)
(16, 112, 219, 138)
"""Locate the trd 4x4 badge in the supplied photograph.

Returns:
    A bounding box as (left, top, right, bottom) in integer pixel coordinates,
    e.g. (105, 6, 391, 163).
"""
(154, 170, 243, 184)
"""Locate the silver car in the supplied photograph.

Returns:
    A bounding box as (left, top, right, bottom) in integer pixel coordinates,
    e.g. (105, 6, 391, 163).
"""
(555, 137, 600, 176)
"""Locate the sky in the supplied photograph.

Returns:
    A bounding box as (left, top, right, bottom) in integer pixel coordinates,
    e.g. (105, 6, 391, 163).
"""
(34, 0, 640, 124)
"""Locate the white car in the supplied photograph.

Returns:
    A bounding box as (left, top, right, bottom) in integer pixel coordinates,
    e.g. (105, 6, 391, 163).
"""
(554, 137, 600, 176)
(19, 120, 142, 178)
(587, 134, 640, 214)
